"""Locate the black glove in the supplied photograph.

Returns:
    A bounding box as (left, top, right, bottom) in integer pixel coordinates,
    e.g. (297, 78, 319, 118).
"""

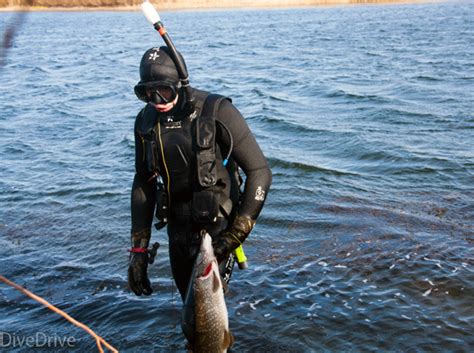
(128, 229, 159, 296)
(213, 215, 255, 263)
(128, 252, 153, 296)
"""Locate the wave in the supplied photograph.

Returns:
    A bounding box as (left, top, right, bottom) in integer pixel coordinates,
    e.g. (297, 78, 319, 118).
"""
(251, 88, 293, 103)
(373, 106, 445, 122)
(325, 88, 391, 104)
(1, 142, 34, 155)
(255, 115, 331, 135)
(413, 75, 443, 82)
(268, 156, 358, 176)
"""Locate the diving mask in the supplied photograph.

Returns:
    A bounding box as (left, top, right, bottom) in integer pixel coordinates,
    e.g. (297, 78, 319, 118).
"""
(148, 84, 178, 105)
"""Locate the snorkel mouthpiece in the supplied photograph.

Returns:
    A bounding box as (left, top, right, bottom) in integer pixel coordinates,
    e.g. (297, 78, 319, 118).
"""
(140, 1, 195, 113)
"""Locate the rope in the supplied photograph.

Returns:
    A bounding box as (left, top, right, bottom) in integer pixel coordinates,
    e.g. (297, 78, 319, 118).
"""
(0, 275, 119, 353)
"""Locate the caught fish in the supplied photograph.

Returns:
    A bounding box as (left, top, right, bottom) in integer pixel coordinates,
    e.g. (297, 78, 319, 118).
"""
(182, 231, 233, 353)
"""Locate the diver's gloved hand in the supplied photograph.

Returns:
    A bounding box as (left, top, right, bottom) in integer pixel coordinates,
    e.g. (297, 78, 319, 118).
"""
(128, 252, 153, 296)
(213, 215, 255, 263)
(128, 229, 157, 296)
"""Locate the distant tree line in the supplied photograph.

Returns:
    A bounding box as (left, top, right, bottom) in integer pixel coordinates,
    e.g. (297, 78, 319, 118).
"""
(0, 0, 140, 6)
(0, 0, 416, 8)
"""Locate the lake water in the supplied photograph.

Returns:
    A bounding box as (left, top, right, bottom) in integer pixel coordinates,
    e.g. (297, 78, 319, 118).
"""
(0, 1, 473, 352)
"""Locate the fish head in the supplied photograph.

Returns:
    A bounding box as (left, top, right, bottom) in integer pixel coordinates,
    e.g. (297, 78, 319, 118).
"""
(195, 232, 221, 291)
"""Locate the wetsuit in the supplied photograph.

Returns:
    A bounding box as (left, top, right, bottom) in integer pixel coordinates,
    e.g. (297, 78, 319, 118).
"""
(131, 88, 272, 299)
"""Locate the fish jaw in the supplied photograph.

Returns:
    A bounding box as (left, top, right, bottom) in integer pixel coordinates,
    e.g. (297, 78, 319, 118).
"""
(195, 232, 217, 279)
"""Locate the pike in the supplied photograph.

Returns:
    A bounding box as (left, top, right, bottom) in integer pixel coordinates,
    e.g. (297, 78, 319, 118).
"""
(182, 231, 233, 353)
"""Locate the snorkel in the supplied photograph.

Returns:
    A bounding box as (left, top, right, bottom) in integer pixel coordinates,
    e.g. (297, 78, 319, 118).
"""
(141, 1, 195, 114)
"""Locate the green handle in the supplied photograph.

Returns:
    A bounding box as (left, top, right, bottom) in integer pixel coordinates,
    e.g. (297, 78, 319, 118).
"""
(234, 245, 248, 270)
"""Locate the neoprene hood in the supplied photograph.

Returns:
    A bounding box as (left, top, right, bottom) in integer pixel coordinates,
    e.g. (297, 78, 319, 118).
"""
(134, 46, 184, 102)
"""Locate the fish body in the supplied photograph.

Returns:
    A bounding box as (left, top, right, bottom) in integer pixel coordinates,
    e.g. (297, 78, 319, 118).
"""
(182, 232, 233, 353)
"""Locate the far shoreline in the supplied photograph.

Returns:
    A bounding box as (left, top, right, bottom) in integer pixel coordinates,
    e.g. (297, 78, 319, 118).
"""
(0, 1, 438, 13)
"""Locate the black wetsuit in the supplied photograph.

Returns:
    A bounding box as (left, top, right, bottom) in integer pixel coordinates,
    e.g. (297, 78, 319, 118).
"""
(131, 88, 272, 299)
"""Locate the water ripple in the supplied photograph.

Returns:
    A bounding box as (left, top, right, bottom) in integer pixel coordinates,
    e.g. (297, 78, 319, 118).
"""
(1, 3, 473, 352)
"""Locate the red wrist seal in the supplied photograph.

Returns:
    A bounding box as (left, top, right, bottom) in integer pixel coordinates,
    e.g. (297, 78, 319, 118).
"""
(128, 247, 148, 253)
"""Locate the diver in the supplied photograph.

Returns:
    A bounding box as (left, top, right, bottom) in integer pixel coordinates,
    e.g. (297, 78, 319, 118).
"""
(127, 46, 272, 301)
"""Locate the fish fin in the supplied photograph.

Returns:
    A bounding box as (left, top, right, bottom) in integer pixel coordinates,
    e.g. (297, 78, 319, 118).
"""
(212, 269, 221, 293)
(223, 329, 234, 349)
